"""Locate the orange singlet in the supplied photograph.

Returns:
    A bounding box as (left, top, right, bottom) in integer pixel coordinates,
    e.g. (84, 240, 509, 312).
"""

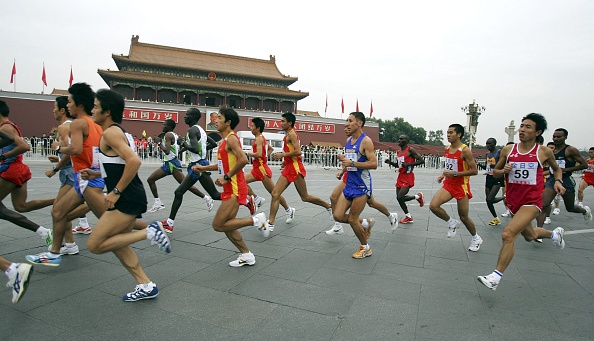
(71, 115, 103, 172)
(280, 129, 306, 182)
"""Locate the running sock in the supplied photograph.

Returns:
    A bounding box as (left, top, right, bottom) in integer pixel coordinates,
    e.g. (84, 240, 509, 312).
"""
(146, 228, 156, 241)
(254, 195, 262, 203)
(79, 217, 89, 228)
(472, 234, 481, 241)
(204, 195, 212, 202)
(550, 230, 556, 240)
(36, 226, 50, 238)
(154, 198, 162, 205)
(406, 213, 412, 218)
(140, 282, 155, 291)
(285, 207, 292, 213)
(167, 218, 174, 226)
(362, 244, 370, 250)
(492, 270, 503, 283)
(447, 218, 456, 225)
(5, 263, 17, 280)
(361, 219, 369, 228)
(65, 242, 76, 248)
(414, 194, 420, 200)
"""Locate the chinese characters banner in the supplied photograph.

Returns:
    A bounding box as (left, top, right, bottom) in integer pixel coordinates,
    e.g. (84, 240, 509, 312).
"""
(123, 109, 179, 123)
(248, 118, 335, 134)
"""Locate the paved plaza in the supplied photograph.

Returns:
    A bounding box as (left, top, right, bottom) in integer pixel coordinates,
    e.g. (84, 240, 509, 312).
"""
(1, 161, 593, 340)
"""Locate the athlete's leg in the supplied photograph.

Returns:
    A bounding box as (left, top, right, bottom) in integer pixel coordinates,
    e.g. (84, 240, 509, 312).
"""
(561, 191, 586, 214)
(577, 179, 588, 203)
(269, 176, 291, 225)
(396, 187, 414, 214)
(10, 181, 54, 213)
(146, 168, 167, 198)
(346, 195, 369, 245)
(212, 198, 251, 254)
(485, 184, 502, 217)
(456, 196, 477, 236)
(168, 175, 199, 220)
(172, 169, 204, 197)
(49, 187, 85, 253)
(294, 175, 331, 208)
(536, 187, 557, 226)
(367, 195, 391, 217)
(198, 174, 222, 200)
(429, 188, 454, 221)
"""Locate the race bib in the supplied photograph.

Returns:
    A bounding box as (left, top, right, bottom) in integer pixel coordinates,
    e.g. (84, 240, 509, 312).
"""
(508, 162, 538, 185)
(345, 150, 357, 172)
(556, 159, 566, 169)
(444, 157, 458, 172)
(397, 155, 405, 168)
(91, 146, 101, 169)
(217, 160, 224, 175)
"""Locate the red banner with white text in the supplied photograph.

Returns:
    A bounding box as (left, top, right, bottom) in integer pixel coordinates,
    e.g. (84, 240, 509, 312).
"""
(123, 109, 179, 123)
(248, 118, 335, 134)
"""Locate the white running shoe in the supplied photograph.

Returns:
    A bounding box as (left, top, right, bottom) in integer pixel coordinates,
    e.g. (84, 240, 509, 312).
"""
(501, 209, 511, 217)
(544, 217, 551, 225)
(205, 195, 214, 212)
(147, 203, 165, 213)
(58, 244, 79, 255)
(7, 263, 33, 304)
(255, 197, 266, 210)
(468, 235, 483, 252)
(447, 219, 461, 238)
(552, 227, 565, 249)
(229, 252, 256, 267)
(285, 207, 296, 224)
(389, 213, 398, 230)
(477, 273, 499, 291)
(252, 213, 268, 237)
(327, 207, 334, 222)
(583, 206, 592, 223)
(552, 208, 561, 215)
(325, 222, 344, 235)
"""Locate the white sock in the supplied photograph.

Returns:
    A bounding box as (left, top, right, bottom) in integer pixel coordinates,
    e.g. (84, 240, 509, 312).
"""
(361, 219, 369, 228)
(204, 195, 212, 202)
(146, 228, 155, 241)
(447, 218, 455, 225)
(65, 242, 76, 248)
(5, 263, 17, 280)
(36, 226, 49, 238)
(406, 213, 412, 218)
(578, 201, 583, 206)
(492, 270, 503, 282)
(473, 234, 481, 240)
(550, 231, 556, 240)
(79, 217, 89, 228)
(167, 218, 174, 226)
(414, 194, 420, 200)
(362, 244, 370, 250)
(285, 207, 292, 213)
(254, 195, 262, 203)
(154, 198, 162, 205)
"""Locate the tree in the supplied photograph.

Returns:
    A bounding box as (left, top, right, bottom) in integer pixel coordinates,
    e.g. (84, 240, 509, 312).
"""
(427, 130, 444, 146)
(370, 117, 427, 144)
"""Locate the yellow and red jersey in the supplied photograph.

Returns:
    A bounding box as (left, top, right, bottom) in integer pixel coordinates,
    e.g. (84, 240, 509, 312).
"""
(217, 131, 248, 202)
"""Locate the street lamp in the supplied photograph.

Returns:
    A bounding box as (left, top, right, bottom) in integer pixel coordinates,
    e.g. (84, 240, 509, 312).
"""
(460, 99, 485, 150)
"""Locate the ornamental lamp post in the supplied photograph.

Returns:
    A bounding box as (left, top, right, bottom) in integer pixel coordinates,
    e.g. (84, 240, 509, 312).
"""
(460, 99, 485, 150)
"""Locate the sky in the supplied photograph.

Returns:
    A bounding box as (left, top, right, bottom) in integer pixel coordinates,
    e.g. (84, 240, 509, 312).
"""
(2, 0, 594, 149)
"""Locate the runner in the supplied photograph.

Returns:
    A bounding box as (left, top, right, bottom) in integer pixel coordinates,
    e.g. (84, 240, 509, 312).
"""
(484, 138, 506, 226)
(577, 147, 594, 207)
(384, 135, 425, 224)
(0, 100, 54, 247)
(331, 112, 377, 258)
(146, 118, 207, 213)
(265, 112, 334, 235)
(244, 117, 295, 232)
(478, 113, 566, 291)
(191, 108, 265, 267)
(429, 124, 483, 252)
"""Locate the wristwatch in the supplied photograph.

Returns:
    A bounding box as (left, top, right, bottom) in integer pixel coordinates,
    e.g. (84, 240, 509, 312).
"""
(113, 187, 121, 195)
(52, 166, 58, 172)
(55, 145, 61, 152)
(223, 174, 231, 181)
(555, 179, 563, 184)
(453, 171, 458, 177)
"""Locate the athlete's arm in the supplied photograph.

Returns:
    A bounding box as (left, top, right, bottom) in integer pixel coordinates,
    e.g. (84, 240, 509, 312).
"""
(460, 146, 479, 176)
(493, 145, 512, 178)
(566, 146, 588, 173)
(47, 124, 72, 173)
(183, 126, 201, 154)
(57, 118, 85, 155)
(247, 135, 264, 158)
(0, 129, 15, 148)
(267, 143, 274, 156)
(0, 124, 29, 157)
(283, 130, 302, 157)
(404, 147, 425, 167)
(344, 136, 377, 169)
(158, 132, 173, 155)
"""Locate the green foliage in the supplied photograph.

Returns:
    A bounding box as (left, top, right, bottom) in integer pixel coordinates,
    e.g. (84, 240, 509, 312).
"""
(427, 130, 444, 146)
(370, 117, 427, 144)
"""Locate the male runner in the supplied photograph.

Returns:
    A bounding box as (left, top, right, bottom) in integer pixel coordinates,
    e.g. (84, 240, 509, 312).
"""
(478, 113, 566, 290)
(161, 108, 229, 233)
(384, 135, 425, 224)
(265, 112, 334, 235)
(577, 147, 594, 207)
(332, 112, 377, 258)
(484, 138, 506, 226)
(192, 108, 266, 267)
(429, 124, 483, 251)
(535, 128, 591, 228)
(44, 96, 90, 254)
(0, 100, 53, 247)
(77, 89, 169, 301)
(146, 118, 207, 213)
(245, 117, 295, 229)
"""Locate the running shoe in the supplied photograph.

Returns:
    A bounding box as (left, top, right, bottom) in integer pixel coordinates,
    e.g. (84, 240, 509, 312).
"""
(123, 284, 159, 302)
(399, 216, 414, 224)
(285, 207, 296, 223)
(352, 246, 373, 259)
(161, 220, 173, 233)
(147, 203, 165, 213)
(56, 244, 79, 255)
(246, 195, 256, 215)
(255, 196, 266, 209)
(389, 213, 398, 230)
(147, 221, 171, 253)
(7, 263, 33, 304)
(468, 235, 483, 252)
(501, 209, 511, 217)
(416, 192, 424, 207)
(325, 222, 344, 235)
(488, 217, 501, 226)
(583, 206, 592, 223)
(229, 252, 256, 267)
(253, 213, 268, 237)
(205, 195, 214, 212)
(447, 219, 461, 238)
(544, 217, 551, 225)
(477, 273, 499, 291)
(43, 229, 53, 246)
(365, 218, 375, 238)
(72, 226, 92, 235)
(534, 238, 543, 243)
(25, 252, 61, 267)
(552, 227, 565, 249)
(552, 208, 561, 215)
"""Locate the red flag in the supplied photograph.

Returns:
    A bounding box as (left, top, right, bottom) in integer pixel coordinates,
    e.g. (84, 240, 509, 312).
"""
(42, 64, 47, 86)
(10, 60, 16, 84)
(356, 99, 359, 112)
(341, 97, 344, 114)
(324, 94, 328, 113)
(370, 100, 373, 117)
(69, 66, 74, 87)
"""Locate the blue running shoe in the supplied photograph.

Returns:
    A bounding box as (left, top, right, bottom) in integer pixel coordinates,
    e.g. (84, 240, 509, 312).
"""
(25, 252, 61, 267)
(7, 263, 33, 304)
(147, 221, 171, 254)
(123, 284, 159, 302)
